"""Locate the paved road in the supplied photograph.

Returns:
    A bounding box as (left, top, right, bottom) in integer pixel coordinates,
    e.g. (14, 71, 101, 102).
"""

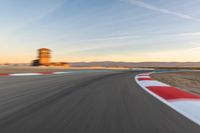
(0, 70, 199, 133)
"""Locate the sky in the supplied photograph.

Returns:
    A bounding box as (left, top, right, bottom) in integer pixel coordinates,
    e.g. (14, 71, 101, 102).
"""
(1, 0, 200, 63)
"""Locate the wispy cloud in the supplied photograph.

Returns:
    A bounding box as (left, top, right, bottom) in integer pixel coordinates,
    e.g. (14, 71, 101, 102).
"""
(79, 35, 140, 42)
(4, 0, 65, 35)
(178, 32, 200, 36)
(125, 0, 200, 22)
(33, 0, 65, 22)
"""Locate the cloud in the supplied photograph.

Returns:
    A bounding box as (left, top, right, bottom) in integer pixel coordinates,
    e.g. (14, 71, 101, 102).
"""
(79, 35, 140, 42)
(125, 0, 200, 22)
(4, 0, 65, 35)
(178, 32, 200, 36)
(33, 0, 65, 22)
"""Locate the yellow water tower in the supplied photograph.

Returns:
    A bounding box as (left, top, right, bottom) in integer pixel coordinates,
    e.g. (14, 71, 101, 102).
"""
(38, 48, 51, 65)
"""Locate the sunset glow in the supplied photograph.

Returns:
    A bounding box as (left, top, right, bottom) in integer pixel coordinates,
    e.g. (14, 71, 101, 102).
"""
(1, 0, 200, 63)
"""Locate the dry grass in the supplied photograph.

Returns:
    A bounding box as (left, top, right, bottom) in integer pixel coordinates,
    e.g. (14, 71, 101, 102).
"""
(151, 71, 200, 95)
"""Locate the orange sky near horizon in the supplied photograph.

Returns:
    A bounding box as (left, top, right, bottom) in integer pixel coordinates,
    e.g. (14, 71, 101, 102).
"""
(1, 0, 200, 64)
(1, 47, 200, 64)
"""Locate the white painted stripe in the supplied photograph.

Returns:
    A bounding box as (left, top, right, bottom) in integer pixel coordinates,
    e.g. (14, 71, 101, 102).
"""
(137, 76, 151, 78)
(138, 80, 169, 87)
(169, 99, 200, 125)
(10, 73, 42, 76)
(53, 72, 71, 74)
(135, 74, 200, 126)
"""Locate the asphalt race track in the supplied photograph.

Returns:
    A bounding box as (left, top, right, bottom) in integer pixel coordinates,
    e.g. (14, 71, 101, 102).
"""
(0, 70, 199, 133)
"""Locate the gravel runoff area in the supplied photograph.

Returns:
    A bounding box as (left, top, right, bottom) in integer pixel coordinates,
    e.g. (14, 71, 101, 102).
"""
(151, 71, 200, 95)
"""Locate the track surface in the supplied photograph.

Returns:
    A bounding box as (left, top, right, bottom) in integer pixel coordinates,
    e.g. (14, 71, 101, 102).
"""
(0, 70, 199, 133)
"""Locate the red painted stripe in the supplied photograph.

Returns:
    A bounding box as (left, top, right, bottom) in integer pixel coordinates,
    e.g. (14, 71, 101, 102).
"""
(138, 78, 153, 81)
(147, 86, 200, 100)
(38, 72, 54, 75)
(0, 74, 9, 76)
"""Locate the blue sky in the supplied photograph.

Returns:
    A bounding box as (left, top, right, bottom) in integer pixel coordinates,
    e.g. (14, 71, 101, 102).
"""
(1, 0, 200, 63)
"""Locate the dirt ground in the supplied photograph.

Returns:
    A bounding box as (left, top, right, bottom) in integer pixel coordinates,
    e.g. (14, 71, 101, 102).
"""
(151, 71, 200, 95)
(0, 66, 130, 74)
(0, 66, 70, 74)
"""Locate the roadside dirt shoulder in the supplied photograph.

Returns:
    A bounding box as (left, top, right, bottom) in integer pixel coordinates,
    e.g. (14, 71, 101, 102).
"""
(0, 66, 69, 74)
(151, 71, 200, 95)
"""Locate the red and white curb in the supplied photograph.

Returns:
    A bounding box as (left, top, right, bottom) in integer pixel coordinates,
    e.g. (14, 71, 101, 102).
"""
(135, 73, 200, 125)
(0, 72, 71, 77)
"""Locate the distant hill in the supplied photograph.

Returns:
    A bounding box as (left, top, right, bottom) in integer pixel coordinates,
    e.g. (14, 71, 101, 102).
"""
(70, 61, 200, 68)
